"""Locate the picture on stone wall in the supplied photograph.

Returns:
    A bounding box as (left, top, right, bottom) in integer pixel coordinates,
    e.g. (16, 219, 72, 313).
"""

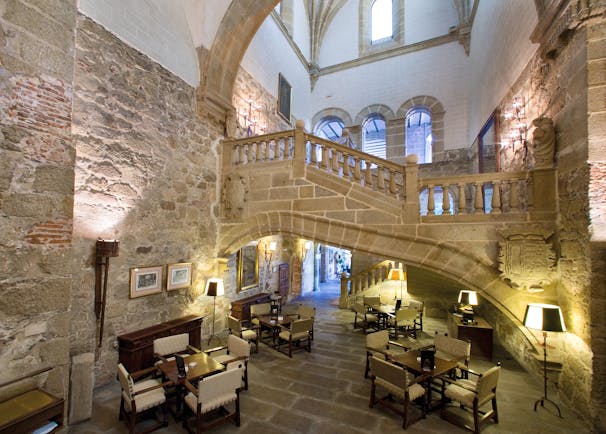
(167, 262, 192, 291)
(237, 244, 258, 292)
(129, 266, 163, 298)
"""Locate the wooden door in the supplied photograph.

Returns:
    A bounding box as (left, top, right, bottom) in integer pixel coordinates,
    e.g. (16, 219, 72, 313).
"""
(278, 263, 289, 299)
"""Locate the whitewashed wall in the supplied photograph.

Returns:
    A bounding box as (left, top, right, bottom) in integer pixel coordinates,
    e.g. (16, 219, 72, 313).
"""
(468, 0, 538, 143)
(291, 0, 311, 60)
(78, 0, 200, 86)
(184, 0, 230, 51)
(404, 0, 457, 45)
(242, 15, 312, 125)
(312, 42, 470, 150)
(317, 0, 358, 67)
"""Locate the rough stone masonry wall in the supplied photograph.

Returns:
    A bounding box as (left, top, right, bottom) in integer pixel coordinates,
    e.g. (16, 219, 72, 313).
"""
(71, 16, 223, 387)
(491, 23, 595, 424)
(0, 0, 76, 406)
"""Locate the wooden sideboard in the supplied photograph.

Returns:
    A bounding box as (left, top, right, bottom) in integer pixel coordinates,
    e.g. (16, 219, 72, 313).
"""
(117, 315, 203, 372)
(231, 292, 271, 322)
(447, 313, 493, 361)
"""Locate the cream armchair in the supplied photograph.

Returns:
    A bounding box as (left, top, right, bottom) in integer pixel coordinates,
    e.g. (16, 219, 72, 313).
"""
(181, 367, 243, 434)
(387, 308, 418, 339)
(440, 365, 501, 434)
(153, 333, 200, 365)
(278, 318, 313, 357)
(204, 334, 250, 390)
(369, 356, 427, 430)
(433, 333, 471, 377)
(228, 315, 259, 353)
(364, 329, 408, 378)
(353, 302, 379, 334)
(117, 363, 169, 434)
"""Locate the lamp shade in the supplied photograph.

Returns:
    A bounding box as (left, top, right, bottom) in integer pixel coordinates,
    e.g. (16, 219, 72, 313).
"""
(458, 290, 478, 306)
(523, 303, 566, 332)
(96, 239, 120, 257)
(268, 241, 277, 252)
(387, 269, 406, 281)
(205, 278, 224, 297)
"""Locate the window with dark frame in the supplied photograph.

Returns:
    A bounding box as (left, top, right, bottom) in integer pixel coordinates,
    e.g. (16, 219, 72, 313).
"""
(277, 73, 292, 123)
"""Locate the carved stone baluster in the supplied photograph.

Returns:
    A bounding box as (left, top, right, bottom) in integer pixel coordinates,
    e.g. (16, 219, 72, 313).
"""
(474, 182, 484, 213)
(427, 185, 435, 215)
(457, 183, 466, 214)
(242, 144, 249, 164)
(377, 167, 385, 191)
(510, 180, 520, 212)
(389, 170, 397, 194)
(491, 180, 502, 214)
(232, 145, 240, 165)
(310, 143, 318, 165)
(341, 152, 349, 178)
(323, 146, 330, 171)
(365, 162, 373, 187)
(332, 149, 340, 173)
(251, 142, 258, 163)
(353, 157, 361, 182)
(442, 184, 451, 215)
(362, 272, 368, 291)
(260, 141, 267, 161)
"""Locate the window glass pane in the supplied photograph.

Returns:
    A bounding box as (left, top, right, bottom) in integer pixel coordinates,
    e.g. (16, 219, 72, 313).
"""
(371, 0, 392, 42)
(315, 117, 344, 141)
(405, 108, 432, 163)
(363, 116, 386, 159)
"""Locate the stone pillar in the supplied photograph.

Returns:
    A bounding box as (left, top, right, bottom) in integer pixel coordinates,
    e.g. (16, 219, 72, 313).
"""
(69, 353, 95, 423)
(346, 124, 361, 149)
(404, 155, 420, 222)
(386, 118, 405, 163)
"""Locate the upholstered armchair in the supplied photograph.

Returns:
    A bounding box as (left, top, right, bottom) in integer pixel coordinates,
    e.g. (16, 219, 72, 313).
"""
(297, 304, 316, 339)
(353, 302, 379, 334)
(440, 365, 501, 434)
(204, 334, 250, 390)
(432, 333, 471, 377)
(117, 363, 170, 434)
(227, 315, 259, 353)
(278, 318, 313, 357)
(387, 308, 418, 339)
(408, 299, 424, 331)
(364, 329, 408, 378)
(369, 356, 427, 430)
(249, 302, 271, 326)
(153, 333, 200, 365)
(181, 368, 243, 434)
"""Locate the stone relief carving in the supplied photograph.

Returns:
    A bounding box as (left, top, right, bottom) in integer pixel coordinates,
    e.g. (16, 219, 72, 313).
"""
(529, 116, 555, 169)
(498, 229, 556, 292)
(222, 175, 247, 219)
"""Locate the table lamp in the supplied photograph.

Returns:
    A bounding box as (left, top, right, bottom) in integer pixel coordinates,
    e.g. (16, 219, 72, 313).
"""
(458, 290, 478, 311)
(523, 303, 566, 418)
(206, 278, 224, 344)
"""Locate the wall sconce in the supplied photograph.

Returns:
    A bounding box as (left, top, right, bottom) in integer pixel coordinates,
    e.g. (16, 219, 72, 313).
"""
(301, 240, 313, 259)
(237, 98, 266, 137)
(95, 238, 119, 347)
(265, 241, 277, 263)
(523, 303, 566, 418)
(504, 96, 528, 163)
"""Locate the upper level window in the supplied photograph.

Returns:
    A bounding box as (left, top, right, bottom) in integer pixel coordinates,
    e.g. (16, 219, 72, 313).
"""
(371, 0, 393, 42)
(363, 115, 386, 159)
(405, 108, 432, 163)
(315, 117, 344, 141)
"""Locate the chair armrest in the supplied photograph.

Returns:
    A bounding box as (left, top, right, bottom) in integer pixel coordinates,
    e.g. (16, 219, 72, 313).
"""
(460, 367, 482, 378)
(387, 340, 409, 350)
(182, 379, 198, 396)
(440, 376, 479, 393)
(187, 345, 201, 354)
(131, 365, 161, 380)
(154, 353, 170, 364)
(133, 380, 172, 396)
(219, 355, 248, 366)
(204, 345, 228, 355)
(418, 343, 435, 351)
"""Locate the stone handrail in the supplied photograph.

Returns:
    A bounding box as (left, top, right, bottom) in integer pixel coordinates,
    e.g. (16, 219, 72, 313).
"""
(339, 260, 396, 308)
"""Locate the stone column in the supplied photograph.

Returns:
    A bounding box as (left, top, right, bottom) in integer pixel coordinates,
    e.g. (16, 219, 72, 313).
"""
(386, 118, 405, 164)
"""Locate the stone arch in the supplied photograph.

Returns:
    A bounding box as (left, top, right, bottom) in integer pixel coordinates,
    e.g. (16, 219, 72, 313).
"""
(312, 107, 353, 130)
(354, 103, 395, 125)
(200, 0, 280, 114)
(397, 95, 445, 153)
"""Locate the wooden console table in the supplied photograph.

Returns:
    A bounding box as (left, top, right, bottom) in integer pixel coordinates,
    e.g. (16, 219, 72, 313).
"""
(230, 292, 271, 322)
(117, 315, 203, 372)
(447, 313, 493, 361)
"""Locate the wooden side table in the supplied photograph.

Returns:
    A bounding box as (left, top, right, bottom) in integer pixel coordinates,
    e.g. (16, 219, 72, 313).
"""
(447, 313, 493, 361)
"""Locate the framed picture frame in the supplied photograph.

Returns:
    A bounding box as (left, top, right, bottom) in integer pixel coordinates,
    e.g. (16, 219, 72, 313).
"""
(167, 262, 192, 291)
(237, 244, 258, 292)
(129, 266, 163, 298)
(277, 73, 292, 124)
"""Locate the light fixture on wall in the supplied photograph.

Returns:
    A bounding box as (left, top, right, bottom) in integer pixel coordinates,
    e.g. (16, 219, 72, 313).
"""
(265, 241, 277, 263)
(504, 96, 528, 164)
(387, 268, 406, 301)
(523, 303, 566, 418)
(206, 278, 224, 345)
(301, 240, 313, 260)
(95, 239, 120, 348)
(237, 98, 266, 137)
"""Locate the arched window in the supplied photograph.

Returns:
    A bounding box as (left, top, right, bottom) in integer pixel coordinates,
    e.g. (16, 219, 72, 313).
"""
(363, 115, 386, 159)
(405, 108, 432, 164)
(371, 0, 392, 42)
(314, 116, 344, 141)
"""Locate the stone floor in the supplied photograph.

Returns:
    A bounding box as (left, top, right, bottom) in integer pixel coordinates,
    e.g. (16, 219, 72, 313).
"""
(74, 283, 590, 433)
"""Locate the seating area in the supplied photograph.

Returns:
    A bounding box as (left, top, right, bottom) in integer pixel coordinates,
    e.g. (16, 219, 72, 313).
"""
(79, 290, 588, 434)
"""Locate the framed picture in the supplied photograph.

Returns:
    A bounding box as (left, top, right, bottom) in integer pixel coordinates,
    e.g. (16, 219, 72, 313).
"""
(277, 73, 292, 123)
(237, 244, 258, 292)
(167, 262, 192, 291)
(129, 266, 163, 298)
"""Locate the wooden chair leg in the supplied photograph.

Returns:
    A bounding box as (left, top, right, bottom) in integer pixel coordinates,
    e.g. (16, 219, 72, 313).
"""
(235, 392, 241, 426)
(402, 394, 409, 429)
(473, 401, 480, 434)
(364, 353, 371, 378)
(369, 380, 376, 408)
(492, 397, 499, 423)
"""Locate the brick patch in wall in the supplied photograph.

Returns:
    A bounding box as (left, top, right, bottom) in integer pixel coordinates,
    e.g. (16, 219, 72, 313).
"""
(0, 75, 72, 139)
(24, 219, 73, 245)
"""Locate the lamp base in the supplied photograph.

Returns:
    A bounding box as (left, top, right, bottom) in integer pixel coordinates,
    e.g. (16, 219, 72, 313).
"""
(534, 396, 562, 418)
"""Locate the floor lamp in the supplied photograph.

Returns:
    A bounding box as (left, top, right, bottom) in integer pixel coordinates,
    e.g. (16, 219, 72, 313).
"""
(523, 303, 566, 418)
(387, 268, 406, 302)
(206, 278, 224, 345)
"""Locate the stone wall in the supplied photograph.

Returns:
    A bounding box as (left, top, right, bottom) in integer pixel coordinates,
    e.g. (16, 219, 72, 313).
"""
(0, 0, 76, 408)
(70, 16, 223, 387)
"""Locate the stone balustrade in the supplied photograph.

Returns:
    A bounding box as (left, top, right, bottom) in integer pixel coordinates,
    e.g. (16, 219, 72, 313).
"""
(339, 260, 395, 308)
